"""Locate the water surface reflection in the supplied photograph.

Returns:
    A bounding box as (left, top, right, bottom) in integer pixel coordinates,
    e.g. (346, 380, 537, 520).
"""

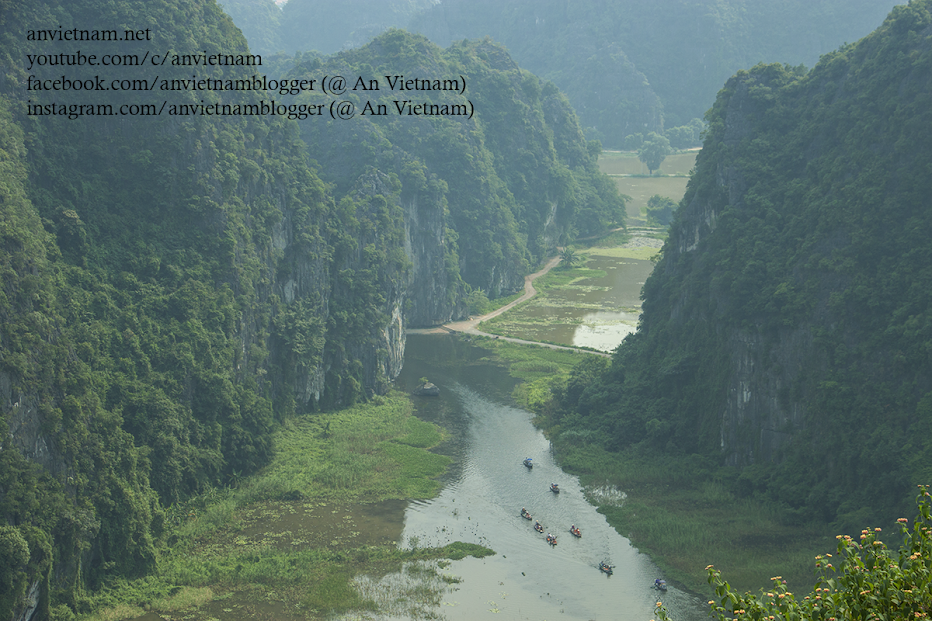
(386, 336, 706, 621)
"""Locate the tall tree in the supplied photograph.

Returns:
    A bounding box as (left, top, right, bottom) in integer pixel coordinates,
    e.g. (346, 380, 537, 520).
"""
(638, 132, 672, 174)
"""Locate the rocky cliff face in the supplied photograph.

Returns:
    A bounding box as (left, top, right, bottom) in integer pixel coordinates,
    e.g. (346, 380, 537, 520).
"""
(622, 2, 932, 522)
(401, 177, 465, 326)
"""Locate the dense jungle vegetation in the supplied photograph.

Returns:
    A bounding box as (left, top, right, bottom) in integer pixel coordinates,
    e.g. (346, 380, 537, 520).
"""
(285, 29, 625, 299)
(0, 0, 624, 618)
(541, 0, 932, 542)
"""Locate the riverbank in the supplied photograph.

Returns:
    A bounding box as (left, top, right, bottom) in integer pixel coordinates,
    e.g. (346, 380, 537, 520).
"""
(409, 253, 611, 357)
(469, 335, 832, 597)
(79, 395, 492, 621)
(444, 227, 831, 595)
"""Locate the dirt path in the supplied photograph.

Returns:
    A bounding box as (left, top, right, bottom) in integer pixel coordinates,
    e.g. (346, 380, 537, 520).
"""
(408, 254, 610, 358)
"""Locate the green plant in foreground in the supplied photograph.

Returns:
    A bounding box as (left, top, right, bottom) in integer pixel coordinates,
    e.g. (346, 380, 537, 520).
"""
(655, 486, 932, 621)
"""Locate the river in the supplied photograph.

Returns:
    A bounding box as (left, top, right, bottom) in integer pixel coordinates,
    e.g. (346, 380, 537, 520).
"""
(374, 335, 707, 621)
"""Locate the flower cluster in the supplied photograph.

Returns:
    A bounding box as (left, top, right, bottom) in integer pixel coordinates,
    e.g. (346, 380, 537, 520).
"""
(697, 485, 932, 621)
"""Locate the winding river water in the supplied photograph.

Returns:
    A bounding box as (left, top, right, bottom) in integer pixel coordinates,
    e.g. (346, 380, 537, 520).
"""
(385, 335, 707, 621)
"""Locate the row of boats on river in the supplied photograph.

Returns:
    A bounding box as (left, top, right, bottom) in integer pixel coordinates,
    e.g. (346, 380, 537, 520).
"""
(520, 458, 668, 590)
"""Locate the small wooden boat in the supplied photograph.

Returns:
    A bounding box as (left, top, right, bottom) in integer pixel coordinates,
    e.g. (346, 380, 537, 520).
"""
(599, 562, 614, 576)
(523, 457, 533, 469)
(569, 526, 582, 538)
(654, 579, 667, 591)
(550, 483, 560, 493)
(520, 508, 532, 520)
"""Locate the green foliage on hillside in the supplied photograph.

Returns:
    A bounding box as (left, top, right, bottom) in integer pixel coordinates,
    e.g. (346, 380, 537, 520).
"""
(0, 1, 422, 617)
(217, 0, 282, 55)
(656, 486, 932, 621)
(1, 2, 620, 618)
(286, 30, 626, 297)
(223, 0, 899, 149)
(408, 0, 899, 145)
(664, 118, 705, 149)
(638, 132, 672, 174)
(646, 195, 678, 226)
(280, 0, 436, 54)
(543, 0, 932, 536)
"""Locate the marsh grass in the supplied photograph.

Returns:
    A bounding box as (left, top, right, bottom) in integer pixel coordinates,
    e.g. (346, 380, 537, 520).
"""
(579, 229, 630, 247)
(484, 290, 524, 313)
(78, 603, 145, 621)
(305, 569, 378, 615)
(554, 443, 833, 595)
(236, 393, 449, 506)
(75, 393, 475, 620)
(464, 338, 831, 597)
(585, 245, 661, 261)
(479, 260, 613, 342)
(149, 586, 215, 611)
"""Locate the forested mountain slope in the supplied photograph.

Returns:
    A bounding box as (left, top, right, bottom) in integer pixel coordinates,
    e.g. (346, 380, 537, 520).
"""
(280, 0, 435, 55)
(409, 0, 900, 145)
(553, 1, 932, 529)
(0, 1, 618, 618)
(286, 30, 623, 316)
(217, 0, 898, 149)
(1, 2, 351, 615)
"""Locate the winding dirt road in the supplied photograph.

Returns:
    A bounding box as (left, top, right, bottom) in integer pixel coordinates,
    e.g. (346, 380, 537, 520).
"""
(408, 254, 610, 358)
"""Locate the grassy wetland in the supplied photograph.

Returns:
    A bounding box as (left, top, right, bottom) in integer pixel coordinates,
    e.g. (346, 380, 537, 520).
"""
(80, 395, 492, 621)
(479, 239, 659, 352)
(472, 337, 833, 597)
(462, 178, 831, 594)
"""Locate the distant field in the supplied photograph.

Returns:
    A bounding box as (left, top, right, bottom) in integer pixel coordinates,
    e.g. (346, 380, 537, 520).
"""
(613, 176, 690, 221)
(599, 150, 697, 176)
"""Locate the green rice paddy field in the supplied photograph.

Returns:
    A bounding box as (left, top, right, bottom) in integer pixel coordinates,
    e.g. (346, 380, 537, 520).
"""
(599, 151, 697, 223)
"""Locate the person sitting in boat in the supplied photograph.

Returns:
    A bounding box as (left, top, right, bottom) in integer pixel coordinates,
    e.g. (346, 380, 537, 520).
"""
(521, 507, 527, 515)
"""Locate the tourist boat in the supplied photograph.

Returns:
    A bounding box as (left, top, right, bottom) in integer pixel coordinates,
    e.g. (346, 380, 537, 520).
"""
(599, 562, 614, 575)
(520, 508, 533, 520)
(569, 525, 582, 538)
(523, 457, 533, 469)
(550, 483, 560, 493)
(654, 579, 668, 591)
